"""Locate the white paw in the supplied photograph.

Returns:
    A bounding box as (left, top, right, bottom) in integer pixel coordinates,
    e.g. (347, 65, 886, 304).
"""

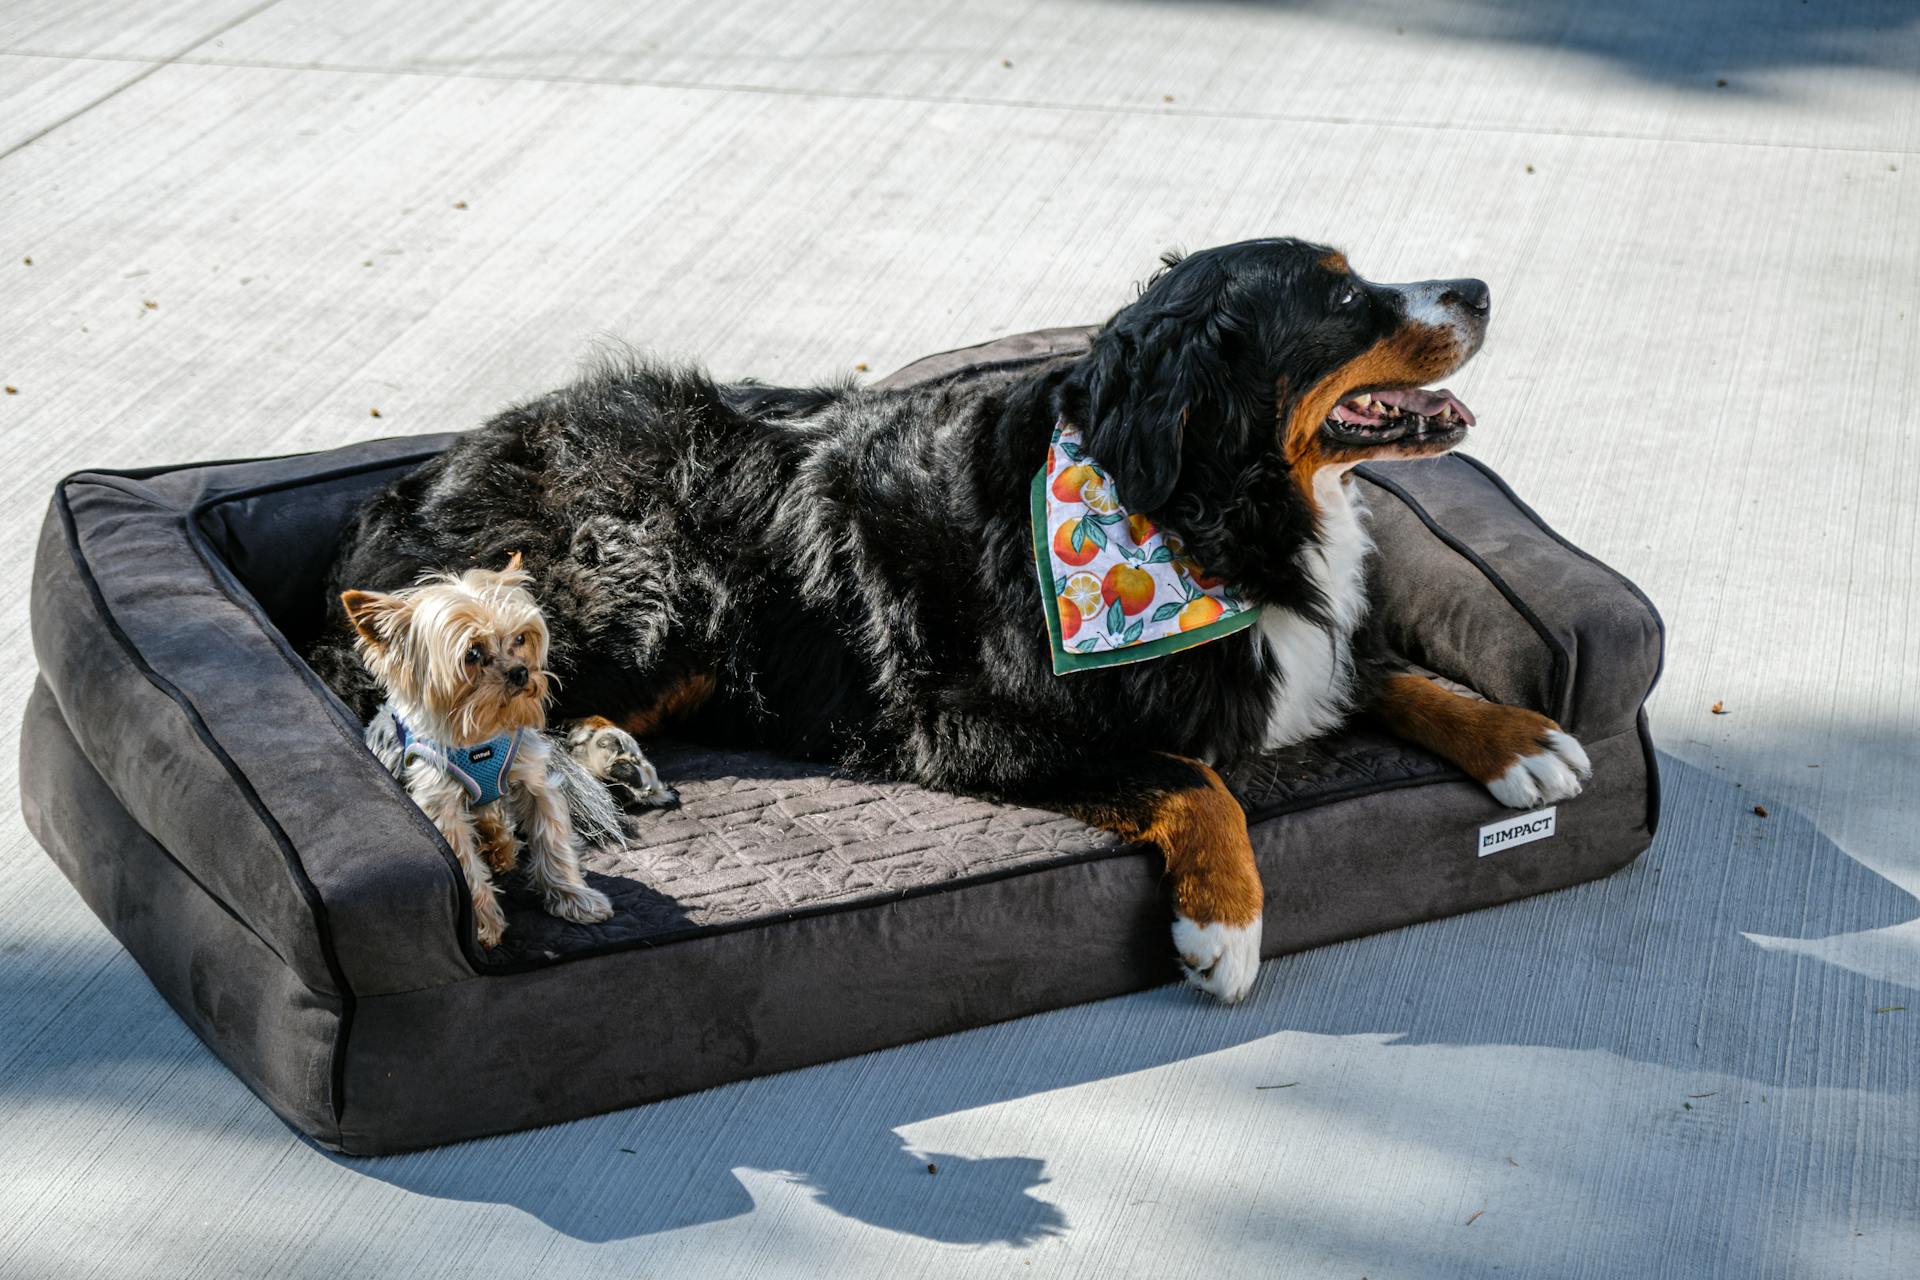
(1486, 729, 1592, 808)
(545, 881, 614, 925)
(1171, 916, 1261, 1003)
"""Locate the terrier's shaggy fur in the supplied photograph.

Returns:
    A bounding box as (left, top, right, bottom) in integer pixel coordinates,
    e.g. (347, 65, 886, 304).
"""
(343, 555, 620, 948)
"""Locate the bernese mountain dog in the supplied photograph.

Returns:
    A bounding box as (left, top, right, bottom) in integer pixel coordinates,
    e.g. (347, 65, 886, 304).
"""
(310, 237, 1590, 1002)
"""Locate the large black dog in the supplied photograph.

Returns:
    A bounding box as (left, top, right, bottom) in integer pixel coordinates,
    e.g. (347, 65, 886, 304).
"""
(311, 238, 1590, 1001)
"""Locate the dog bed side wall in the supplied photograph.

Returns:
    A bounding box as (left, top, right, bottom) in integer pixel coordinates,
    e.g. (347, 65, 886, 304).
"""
(324, 725, 1651, 1154)
(1249, 722, 1652, 957)
(20, 682, 346, 1146)
(334, 838, 1175, 1153)
(32, 474, 476, 997)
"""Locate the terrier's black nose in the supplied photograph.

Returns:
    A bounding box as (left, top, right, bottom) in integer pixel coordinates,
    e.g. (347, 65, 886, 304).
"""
(505, 665, 529, 689)
(1440, 278, 1491, 313)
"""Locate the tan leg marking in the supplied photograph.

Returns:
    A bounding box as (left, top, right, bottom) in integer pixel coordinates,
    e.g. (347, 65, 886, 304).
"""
(1072, 757, 1262, 927)
(1069, 756, 1265, 1001)
(1378, 674, 1592, 807)
(474, 804, 520, 876)
(1378, 674, 1560, 783)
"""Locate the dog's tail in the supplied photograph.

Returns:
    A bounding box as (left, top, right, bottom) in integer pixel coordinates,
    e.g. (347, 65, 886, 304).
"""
(550, 746, 634, 850)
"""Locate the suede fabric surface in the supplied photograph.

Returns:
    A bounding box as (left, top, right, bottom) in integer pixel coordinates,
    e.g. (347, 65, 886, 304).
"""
(20, 329, 1665, 1153)
(20, 683, 347, 1147)
(1357, 461, 1665, 742)
(33, 463, 474, 997)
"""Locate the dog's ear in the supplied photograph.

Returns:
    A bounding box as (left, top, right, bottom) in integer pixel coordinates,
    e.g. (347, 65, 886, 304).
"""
(498, 551, 532, 587)
(340, 589, 409, 650)
(1071, 260, 1239, 513)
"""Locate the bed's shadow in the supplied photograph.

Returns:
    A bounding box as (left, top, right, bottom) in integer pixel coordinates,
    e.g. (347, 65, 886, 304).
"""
(329, 750, 1917, 1245)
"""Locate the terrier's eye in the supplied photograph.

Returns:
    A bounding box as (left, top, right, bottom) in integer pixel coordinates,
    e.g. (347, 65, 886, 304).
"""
(514, 633, 527, 648)
(463, 645, 483, 666)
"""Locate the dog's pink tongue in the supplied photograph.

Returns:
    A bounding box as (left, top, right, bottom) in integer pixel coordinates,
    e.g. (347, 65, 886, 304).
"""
(1373, 387, 1476, 426)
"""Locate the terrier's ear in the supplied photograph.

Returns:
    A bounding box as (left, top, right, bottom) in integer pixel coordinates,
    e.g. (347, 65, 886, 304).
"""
(498, 550, 531, 586)
(340, 589, 409, 649)
(502, 551, 524, 574)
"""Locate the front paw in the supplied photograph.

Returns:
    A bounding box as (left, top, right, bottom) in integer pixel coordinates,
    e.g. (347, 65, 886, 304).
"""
(1171, 916, 1261, 1004)
(473, 893, 509, 949)
(1486, 729, 1592, 808)
(544, 879, 614, 925)
(481, 833, 521, 876)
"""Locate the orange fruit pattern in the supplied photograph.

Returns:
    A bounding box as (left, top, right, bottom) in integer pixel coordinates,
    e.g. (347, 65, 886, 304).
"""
(1039, 422, 1248, 660)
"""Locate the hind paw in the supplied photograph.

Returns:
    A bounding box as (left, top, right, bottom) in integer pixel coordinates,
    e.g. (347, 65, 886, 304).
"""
(567, 719, 678, 811)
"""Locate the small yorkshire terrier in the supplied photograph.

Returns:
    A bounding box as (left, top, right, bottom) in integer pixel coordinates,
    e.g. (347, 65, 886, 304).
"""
(342, 554, 614, 949)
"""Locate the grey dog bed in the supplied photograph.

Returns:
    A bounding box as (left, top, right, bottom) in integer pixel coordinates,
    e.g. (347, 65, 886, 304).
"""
(20, 328, 1663, 1154)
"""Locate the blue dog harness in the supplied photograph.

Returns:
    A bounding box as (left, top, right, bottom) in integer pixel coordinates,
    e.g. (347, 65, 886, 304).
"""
(393, 716, 522, 806)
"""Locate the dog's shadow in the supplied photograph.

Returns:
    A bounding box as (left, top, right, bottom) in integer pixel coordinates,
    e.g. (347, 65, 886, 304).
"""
(336, 751, 1920, 1245)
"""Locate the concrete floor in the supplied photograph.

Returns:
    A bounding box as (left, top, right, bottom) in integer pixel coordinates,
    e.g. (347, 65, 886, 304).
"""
(3, 1, 1918, 1276)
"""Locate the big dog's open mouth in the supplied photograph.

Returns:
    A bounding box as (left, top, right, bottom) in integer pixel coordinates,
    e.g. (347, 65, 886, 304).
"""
(1323, 386, 1474, 448)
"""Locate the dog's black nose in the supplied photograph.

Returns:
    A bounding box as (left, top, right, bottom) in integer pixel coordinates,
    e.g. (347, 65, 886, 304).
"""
(1440, 278, 1491, 313)
(506, 665, 529, 689)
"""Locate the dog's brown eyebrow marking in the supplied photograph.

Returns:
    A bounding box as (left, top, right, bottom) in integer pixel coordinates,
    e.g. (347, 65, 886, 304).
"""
(1318, 251, 1349, 274)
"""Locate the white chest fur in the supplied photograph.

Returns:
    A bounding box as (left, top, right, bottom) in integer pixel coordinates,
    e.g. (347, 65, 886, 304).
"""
(1258, 469, 1374, 749)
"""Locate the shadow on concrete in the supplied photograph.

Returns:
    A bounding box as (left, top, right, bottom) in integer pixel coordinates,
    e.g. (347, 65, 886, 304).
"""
(312, 749, 1917, 1245)
(1172, 0, 1920, 86)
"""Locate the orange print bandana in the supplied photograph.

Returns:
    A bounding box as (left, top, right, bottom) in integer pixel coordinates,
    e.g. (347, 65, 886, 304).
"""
(1031, 421, 1256, 675)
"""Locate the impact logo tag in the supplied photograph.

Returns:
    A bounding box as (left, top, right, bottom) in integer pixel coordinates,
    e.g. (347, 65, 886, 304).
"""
(1478, 807, 1557, 857)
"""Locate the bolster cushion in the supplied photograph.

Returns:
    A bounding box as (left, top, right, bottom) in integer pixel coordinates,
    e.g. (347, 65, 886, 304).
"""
(1356, 459, 1664, 741)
